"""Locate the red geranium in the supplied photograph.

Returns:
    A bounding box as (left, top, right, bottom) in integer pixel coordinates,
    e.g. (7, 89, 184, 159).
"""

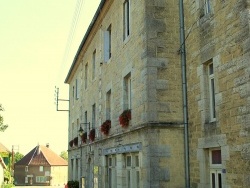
(81, 132, 87, 143)
(73, 137, 78, 146)
(100, 120, 111, 135)
(119, 109, 131, 128)
(69, 140, 74, 147)
(89, 129, 95, 142)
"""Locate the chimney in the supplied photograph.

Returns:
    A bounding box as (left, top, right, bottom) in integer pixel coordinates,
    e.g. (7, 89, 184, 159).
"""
(46, 143, 49, 148)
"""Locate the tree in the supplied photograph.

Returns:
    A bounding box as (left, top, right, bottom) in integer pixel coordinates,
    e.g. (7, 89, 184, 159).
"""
(14, 152, 24, 163)
(0, 104, 8, 132)
(60, 151, 68, 161)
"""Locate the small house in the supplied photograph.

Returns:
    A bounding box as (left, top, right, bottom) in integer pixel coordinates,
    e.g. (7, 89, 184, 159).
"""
(14, 145, 67, 186)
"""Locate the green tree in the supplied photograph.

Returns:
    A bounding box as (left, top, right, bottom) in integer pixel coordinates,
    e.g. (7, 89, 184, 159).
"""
(0, 104, 8, 132)
(60, 151, 68, 161)
(14, 152, 24, 163)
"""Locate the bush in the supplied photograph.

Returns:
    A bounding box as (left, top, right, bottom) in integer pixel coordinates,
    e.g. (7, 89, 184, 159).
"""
(67, 180, 79, 188)
(3, 183, 14, 188)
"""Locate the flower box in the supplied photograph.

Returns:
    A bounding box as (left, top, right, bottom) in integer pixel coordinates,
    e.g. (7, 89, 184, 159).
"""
(69, 140, 74, 147)
(119, 109, 131, 128)
(81, 132, 87, 143)
(73, 137, 78, 146)
(89, 128, 96, 142)
(100, 120, 111, 136)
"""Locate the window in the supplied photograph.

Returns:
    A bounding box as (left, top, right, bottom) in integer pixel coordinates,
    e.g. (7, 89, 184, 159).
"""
(123, 0, 130, 40)
(85, 111, 88, 132)
(72, 86, 75, 104)
(202, 0, 211, 15)
(107, 155, 116, 188)
(77, 119, 79, 140)
(92, 50, 96, 80)
(104, 25, 112, 62)
(92, 104, 96, 129)
(208, 62, 216, 121)
(76, 159, 79, 181)
(106, 90, 111, 120)
(71, 159, 74, 179)
(85, 63, 88, 89)
(209, 149, 222, 188)
(124, 73, 132, 110)
(25, 166, 28, 172)
(126, 155, 132, 188)
(39, 166, 43, 172)
(36, 176, 47, 183)
(125, 153, 140, 188)
(76, 79, 79, 99)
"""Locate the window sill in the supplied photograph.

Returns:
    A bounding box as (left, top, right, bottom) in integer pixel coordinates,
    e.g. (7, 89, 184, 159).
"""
(123, 35, 131, 45)
(199, 12, 214, 26)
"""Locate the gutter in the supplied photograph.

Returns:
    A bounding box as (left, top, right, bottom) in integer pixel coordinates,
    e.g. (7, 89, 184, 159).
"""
(179, 0, 190, 187)
(65, 0, 106, 84)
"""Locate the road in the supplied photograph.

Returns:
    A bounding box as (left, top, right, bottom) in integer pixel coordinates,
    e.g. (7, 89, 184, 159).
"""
(14, 186, 65, 188)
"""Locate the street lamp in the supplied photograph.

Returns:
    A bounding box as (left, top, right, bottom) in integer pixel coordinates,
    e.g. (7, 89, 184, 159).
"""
(78, 122, 90, 188)
(78, 126, 84, 136)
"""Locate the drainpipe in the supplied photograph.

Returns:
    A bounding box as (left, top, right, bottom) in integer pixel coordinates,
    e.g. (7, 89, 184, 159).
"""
(179, 0, 190, 187)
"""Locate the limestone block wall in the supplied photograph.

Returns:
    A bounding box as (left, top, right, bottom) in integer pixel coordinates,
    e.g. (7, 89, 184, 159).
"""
(66, 0, 186, 187)
(184, 0, 250, 187)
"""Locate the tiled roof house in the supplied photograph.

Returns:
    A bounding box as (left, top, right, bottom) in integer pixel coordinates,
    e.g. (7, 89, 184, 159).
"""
(0, 142, 11, 166)
(14, 145, 67, 186)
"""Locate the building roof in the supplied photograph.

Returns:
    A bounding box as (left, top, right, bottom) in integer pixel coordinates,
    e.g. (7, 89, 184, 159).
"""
(15, 145, 67, 166)
(0, 142, 11, 153)
(64, 0, 106, 84)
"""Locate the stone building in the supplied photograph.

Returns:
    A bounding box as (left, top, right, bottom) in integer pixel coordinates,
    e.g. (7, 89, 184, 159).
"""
(184, 0, 250, 187)
(65, 0, 186, 187)
(65, 0, 250, 187)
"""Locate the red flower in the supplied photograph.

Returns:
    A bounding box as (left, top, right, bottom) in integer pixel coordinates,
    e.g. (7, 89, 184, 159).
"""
(73, 137, 78, 146)
(119, 109, 131, 128)
(89, 129, 95, 142)
(69, 140, 74, 147)
(81, 132, 87, 143)
(100, 120, 111, 135)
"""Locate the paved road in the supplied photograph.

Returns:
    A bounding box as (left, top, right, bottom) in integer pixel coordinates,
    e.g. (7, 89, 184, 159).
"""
(14, 186, 65, 188)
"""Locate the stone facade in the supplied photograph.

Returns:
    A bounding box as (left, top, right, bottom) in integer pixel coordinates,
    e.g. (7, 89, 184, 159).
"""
(184, 0, 250, 187)
(65, 0, 250, 187)
(65, 0, 185, 187)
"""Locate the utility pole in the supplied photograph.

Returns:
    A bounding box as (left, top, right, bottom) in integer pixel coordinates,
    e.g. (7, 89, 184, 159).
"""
(54, 86, 69, 112)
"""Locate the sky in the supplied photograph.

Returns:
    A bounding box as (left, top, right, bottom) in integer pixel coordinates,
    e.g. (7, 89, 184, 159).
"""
(0, 0, 100, 155)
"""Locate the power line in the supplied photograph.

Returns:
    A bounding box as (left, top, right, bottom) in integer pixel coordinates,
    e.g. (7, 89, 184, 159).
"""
(56, 0, 84, 85)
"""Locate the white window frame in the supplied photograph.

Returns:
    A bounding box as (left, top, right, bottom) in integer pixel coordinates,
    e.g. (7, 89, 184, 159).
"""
(204, 0, 211, 15)
(107, 155, 116, 188)
(25, 166, 28, 172)
(72, 86, 75, 105)
(208, 62, 216, 122)
(124, 73, 132, 110)
(125, 153, 140, 188)
(104, 25, 111, 62)
(84, 111, 88, 133)
(209, 148, 222, 188)
(36, 176, 47, 183)
(92, 50, 96, 80)
(76, 79, 80, 99)
(39, 166, 43, 172)
(92, 104, 96, 129)
(85, 63, 88, 89)
(123, 0, 130, 40)
(106, 90, 112, 120)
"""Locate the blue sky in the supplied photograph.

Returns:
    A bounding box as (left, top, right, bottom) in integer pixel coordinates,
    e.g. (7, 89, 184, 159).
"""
(0, 0, 100, 155)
